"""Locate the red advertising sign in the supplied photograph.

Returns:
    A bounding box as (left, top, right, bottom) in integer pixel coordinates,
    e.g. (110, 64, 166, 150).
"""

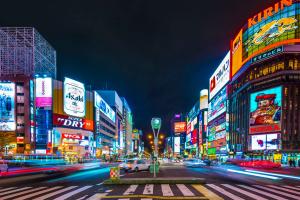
(191, 129, 198, 145)
(174, 122, 186, 133)
(17, 137, 24, 144)
(53, 114, 94, 131)
(62, 133, 84, 140)
(249, 124, 281, 134)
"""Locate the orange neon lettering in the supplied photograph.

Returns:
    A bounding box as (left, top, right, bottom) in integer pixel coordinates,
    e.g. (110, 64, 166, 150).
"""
(281, 0, 293, 10)
(274, 2, 279, 12)
(263, 7, 274, 19)
(248, 15, 258, 28)
(257, 12, 262, 23)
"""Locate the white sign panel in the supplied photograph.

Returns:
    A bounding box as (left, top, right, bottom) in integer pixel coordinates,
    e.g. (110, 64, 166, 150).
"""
(64, 78, 86, 118)
(251, 134, 266, 150)
(35, 77, 52, 107)
(95, 92, 116, 123)
(0, 83, 16, 131)
(209, 51, 230, 100)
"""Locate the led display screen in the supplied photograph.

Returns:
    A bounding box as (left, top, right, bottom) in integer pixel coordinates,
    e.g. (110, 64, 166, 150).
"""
(209, 51, 230, 100)
(251, 133, 280, 150)
(64, 78, 86, 118)
(249, 86, 282, 134)
(174, 122, 186, 133)
(0, 83, 15, 131)
(231, 0, 300, 77)
(94, 91, 116, 123)
(35, 77, 52, 107)
(208, 87, 227, 122)
(174, 137, 180, 153)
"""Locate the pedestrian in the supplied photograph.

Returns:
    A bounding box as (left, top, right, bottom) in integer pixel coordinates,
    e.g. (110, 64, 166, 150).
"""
(298, 159, 300, 168)
(293, 159, 296, 167)
(289, 159, 292, 167)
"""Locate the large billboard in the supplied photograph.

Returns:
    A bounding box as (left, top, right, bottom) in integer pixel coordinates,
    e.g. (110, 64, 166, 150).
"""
(200, 89, 208, 110)
(36, 77, 52, 107)
(53, 113, 94, 131)
(209, 52, 230, 100)
(64, 78, 86, 118)
(0, 83, 15, 131)
(251, 133, 280, 150)
(95, 92, 116, 123)
(208, 87, 227, 122)
(174, 136, 180, 153)
(174, 122, 186, 133)
(231, 0, 300, 77)
(249, 86, 282, 134)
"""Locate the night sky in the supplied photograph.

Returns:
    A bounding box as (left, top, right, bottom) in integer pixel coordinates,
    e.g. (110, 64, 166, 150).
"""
(0, 0, 278, 136)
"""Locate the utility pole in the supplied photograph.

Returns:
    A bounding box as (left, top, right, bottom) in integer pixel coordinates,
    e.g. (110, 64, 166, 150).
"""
(151, 118, 161, 178)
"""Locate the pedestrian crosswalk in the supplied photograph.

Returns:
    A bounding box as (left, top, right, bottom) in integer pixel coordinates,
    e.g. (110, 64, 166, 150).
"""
(0, 184, 300, 199)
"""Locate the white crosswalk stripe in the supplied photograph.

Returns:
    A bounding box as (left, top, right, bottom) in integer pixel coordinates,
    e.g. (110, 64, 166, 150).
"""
(14, 186, 63, 200)
(222, 184, 268, 200)
(176, 184, 195, 196)
(267, 184, 300, 195)
(283, 185, 300, 191)
(161, 184, 174, 196)
(53, 185, 92, 200)
(123, 184, 138, 195)
(143, 184, 154, 195)
(206, 184, 244, 200)
(0, 187, 16, 192)
(253, 185, 300, 200)
(0, 187, 31, 196)
(238, 185, 286, 200)
(1, 187, 46, 200)
(32, 186, 78, 200)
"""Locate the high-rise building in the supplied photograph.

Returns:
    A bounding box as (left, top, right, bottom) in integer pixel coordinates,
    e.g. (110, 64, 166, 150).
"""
(122, 97, 133, 154)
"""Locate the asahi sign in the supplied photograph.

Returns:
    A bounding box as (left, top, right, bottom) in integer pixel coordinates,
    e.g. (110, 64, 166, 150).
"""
(53, 113, 94, 131)
(64, 77, 86, 118)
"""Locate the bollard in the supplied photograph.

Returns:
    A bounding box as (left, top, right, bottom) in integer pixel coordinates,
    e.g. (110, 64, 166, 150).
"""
(110, 167, 120, 180)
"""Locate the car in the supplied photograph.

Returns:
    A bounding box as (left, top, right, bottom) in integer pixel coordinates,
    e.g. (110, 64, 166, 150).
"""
(121, 159, 151, 172)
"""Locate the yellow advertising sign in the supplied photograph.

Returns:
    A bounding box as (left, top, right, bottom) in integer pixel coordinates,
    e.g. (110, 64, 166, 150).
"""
(231, 29, 243, 77)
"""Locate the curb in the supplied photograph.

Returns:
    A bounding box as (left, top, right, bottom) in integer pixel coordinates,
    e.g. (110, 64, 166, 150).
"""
(103, 177, 206, 185)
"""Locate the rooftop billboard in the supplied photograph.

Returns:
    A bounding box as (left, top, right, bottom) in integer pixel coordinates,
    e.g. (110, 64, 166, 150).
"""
(231, 0, 300, 77)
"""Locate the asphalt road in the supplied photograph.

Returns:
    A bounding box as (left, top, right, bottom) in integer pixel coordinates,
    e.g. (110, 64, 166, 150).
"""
(0, 162, 299, 199)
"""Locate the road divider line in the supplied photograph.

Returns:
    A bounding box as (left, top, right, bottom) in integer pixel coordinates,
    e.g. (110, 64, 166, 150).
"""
(238, 185, 286, 200)
(193, 184, 223, 200)
(0, 187, 31, 196)
(177, 184, 194, 196)
(1, 187, 46, 200)
(89, 195, 207, 199)
(54, 185, 92, 200)
(143, 184, 154, 195)
(206, 184, 241, 200)
(33, 186, 78, 200)
(266, 185, 300, 195)
(227, 169, 281, 180)
(14, 186, 63, 200)
(253, 185, 299, 200)
(86, 193, 107, 200)
(123, 185, 138, 195)
(222, 184, 267, 200)
(161, 184, 174, 196)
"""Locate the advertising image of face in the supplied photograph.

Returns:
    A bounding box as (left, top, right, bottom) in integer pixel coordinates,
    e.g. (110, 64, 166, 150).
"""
(251, 134, 267, 150)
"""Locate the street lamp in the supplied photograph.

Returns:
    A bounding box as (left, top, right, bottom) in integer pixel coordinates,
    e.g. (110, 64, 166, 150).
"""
(151, 117, 161, 178)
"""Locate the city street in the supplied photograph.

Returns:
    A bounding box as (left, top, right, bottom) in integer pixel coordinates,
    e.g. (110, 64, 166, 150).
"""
(0, 162, 300, 199)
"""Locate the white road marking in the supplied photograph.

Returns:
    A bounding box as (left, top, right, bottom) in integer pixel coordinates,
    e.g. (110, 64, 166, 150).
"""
(123, 185, 138, 195)
(238, 185, 286, 200)
(267, 185, 300, 195)
(77, 195, 88, 200)
(161, 184, 174, 196)
(54, 185, 92, 200)
(283, 185, 300, 191)
(0, 187, 31, 196)
(14, 186, 62, 200)
(1, 187, 46, 200)
(222, 184, 267, 200)
(105, 189, 112, 193)
(206, 184, 243, 200)
(86, 193, 107, 200)
(253, 185, 300, 200)
(176, 184, 194, 196)
(143, 184, 154, 195)
(33, 186, 78, 200)
(97, 182, 104, 186)
(0, 187, 16, 192)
